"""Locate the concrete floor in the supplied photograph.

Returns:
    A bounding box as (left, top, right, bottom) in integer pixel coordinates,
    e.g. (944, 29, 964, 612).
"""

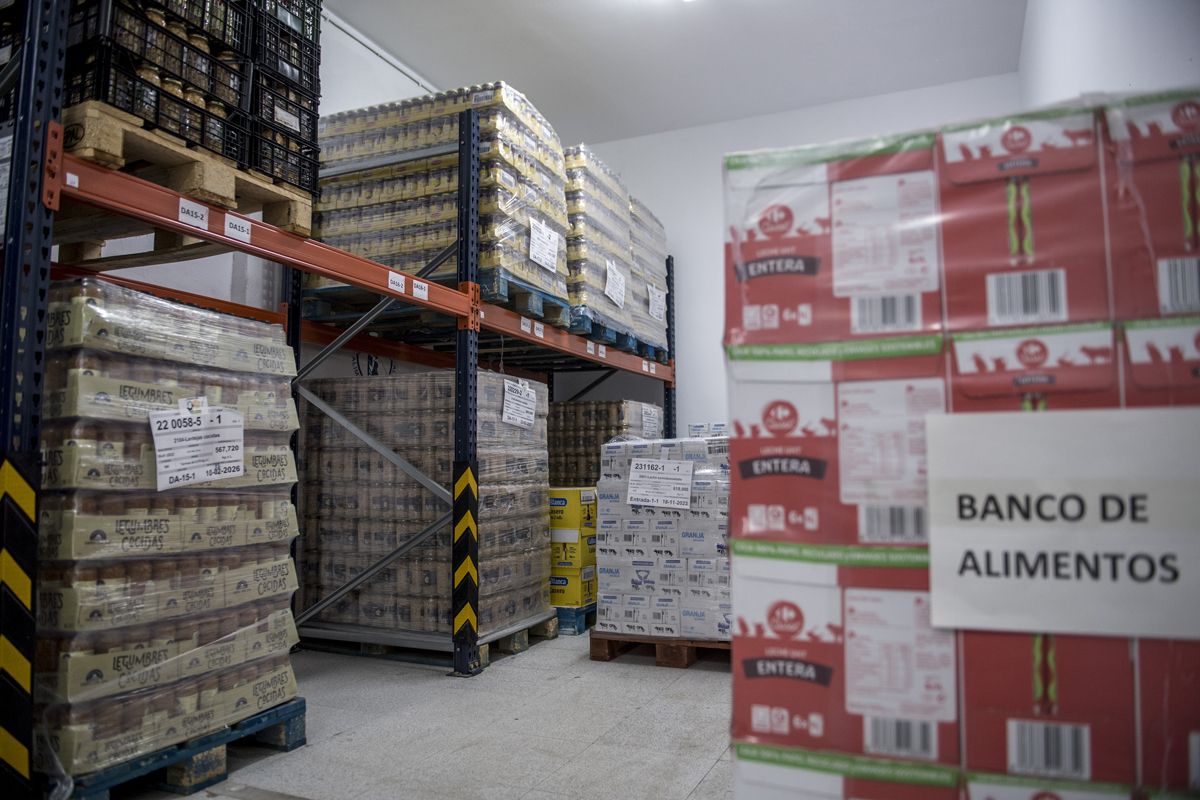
(115, 632, 734, 800)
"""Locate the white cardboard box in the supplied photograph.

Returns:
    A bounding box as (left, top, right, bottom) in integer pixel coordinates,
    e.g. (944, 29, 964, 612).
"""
(681, 602, 733, 640)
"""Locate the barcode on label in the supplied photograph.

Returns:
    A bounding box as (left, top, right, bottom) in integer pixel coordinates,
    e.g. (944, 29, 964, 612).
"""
(1157, 257, 1200, 314)
(864, 717, 936, 760)
(986, 269, 1068, 326)
(851, 294, 921, 334)
(1006, 719, 1091, 780)
(857, 505, 927, 543)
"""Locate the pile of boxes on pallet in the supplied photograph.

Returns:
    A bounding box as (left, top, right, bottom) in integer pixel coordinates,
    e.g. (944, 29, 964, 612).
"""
(34, 279, 301, 782)
(314, 82, 570, 304)
(46, 0, 322, 195)
(594, 435, 731, 641)
(548, 488, 597, 610)
(299, 372, 552, 636)
(548, 399, 663, 486)
(724, 89, 1200, 799)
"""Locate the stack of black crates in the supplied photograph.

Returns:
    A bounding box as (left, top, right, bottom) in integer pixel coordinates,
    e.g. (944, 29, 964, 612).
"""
(42, 0, 322, 196)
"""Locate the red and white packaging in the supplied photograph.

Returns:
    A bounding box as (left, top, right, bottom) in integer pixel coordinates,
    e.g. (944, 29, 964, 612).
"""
(938, 108, 1110, 331)
(960, 631, 1136, 787)
(733, 741, 960, 800)
(731, 541, 958, 766)
(724, 133, 943, 346)
(1121, 317, 1200, 407)
(948, 323, 1120, 412)
(1137, 638, 1200, 793)
(964, 777, 1133, 800)
(728, 340, 945, 547)
(1103, 90, 1200, 321)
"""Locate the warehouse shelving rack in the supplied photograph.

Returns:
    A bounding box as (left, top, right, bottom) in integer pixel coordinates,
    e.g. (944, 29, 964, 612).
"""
(0, 5, 676, 790)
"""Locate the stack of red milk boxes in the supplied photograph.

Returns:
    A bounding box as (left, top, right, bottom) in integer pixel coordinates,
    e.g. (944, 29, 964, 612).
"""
(723, 89, 1200, 800)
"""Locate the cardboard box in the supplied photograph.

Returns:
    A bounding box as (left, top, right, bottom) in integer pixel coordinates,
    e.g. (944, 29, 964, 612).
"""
(960, 631, 1136, 785)
(731, 541, 958, 765)
(680, 602, 732, 640)
(734, 742, 961, 800)
(938, 107, 1109, 331)
(962, 774, 1134, 800)
(1137, 639, 1200, 793)
(596, 559, 658, 594)
(549, 566, 596, 607)
(1121, 318, 1200, 407)
(549, 487, 597, 568)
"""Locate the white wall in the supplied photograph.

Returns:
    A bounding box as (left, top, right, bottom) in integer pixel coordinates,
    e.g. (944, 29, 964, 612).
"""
(1020, 0, 1200, 108)
(589, 73, 1023, 430)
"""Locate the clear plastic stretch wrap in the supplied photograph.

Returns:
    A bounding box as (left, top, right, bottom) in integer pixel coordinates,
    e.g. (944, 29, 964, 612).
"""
(36, 280, 301, 789)
(594, 436, 730, 640)
(564, 144, 637, 336)
(314, 82, 569, 303)
(298, 371, 551, 637)
(548, 400, 663, 486)
(628, 195, 670, 350)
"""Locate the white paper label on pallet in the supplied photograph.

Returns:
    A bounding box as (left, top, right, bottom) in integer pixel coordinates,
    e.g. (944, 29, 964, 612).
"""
(149, 398, 244, 492)
(643, 406, 661, 438)
(534, 321, 545, 339)
(598, 344, 607, 359)
(520, 316, 532, 334)
(928, 408, 1200, 639)
(0, 134, 11, 239)
(178, 198, 208, 230)
(387, 272, 406, 294)
(627, 459, 693, 509)
(648, 284, 667, 322)
(502, 380, 537, 430)
(224, 213, 252, 244)
(586, 341, 596, 355)
(274, 107, 302, 134)
(530, 218, 560, 273)
(412, 280, 429, 301)
(605, 260, 627, 308)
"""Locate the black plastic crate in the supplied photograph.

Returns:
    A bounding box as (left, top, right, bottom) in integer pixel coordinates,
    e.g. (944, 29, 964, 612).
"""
(250, 119, 318, 194)
(68, 0, 252, 112)
(256, 0, 320, 44)
(66, 43, 250, 164)
(158, 0, 251, 55)
(253, 7, 320, 96)
(253, 70, 317, 142)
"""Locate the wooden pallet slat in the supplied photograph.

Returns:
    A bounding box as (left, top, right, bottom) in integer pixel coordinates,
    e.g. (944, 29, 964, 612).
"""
(589, 632, 730, 669)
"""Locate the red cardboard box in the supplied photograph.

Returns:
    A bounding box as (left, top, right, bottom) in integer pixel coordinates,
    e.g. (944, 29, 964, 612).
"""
(724, 133, 943, 346)
(939, 108, 1110, 331)
(960, 631, 1136, 787)
(1121, 317, 1200, 407)
(948, 324, 1120, 412)
(728, 339, 946, 546)
(1137, 638, 1200, 793)
(964, 775, 1133, 799)
(1104, 90, 1200, 321)
(731, 541, 957, 766)
(734, 741, 961, 800)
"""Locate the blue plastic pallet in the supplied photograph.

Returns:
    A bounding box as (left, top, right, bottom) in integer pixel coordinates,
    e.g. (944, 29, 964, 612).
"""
(479, 268, 571, 329)
(61, 698, 307, 800)
(554, 603, 597, 635)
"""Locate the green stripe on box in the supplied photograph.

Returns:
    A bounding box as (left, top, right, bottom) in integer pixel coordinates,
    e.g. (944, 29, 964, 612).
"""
(1123, 316, 1200, 331)
(735, 742, 959, 787)
(951, 321, 1111, 342)
(726, 335, 942, 362)
(1146, 792, 1200, 800)
(724, 132, 935, 171)
(730, 539, 929, 568)
(966, 772, 1132, 794)
(1107, 87, 1200, 109)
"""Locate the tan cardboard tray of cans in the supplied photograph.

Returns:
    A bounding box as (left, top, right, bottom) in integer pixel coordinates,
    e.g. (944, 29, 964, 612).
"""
(49, 280, 296, 377)
(549, 400, 663, 485)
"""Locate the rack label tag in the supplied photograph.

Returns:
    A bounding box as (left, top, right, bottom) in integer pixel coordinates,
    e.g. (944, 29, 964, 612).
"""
(178, 198, 209, 230)
(502, 380, 537, 430)
(521, 317, 532, 334)
(598, 344, 607, 359)
(534, 321, 545, 339)
(586, 341, 596, 355)
(388, 272, 406, 294)
(628, 459, 693, 509)
(224, 214, 252, 244)
(412, 280, 429, 301)
(149, 398, 244, 491)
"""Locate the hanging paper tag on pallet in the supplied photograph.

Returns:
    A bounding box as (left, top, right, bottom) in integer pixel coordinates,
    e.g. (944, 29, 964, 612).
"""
(530, 217, 560, 272)
(648, 284, 667, 321)
(502, 379, 537, 429)
(627, 458, 693, 509)
(605, 259, 626, 308)
(148, 397, 244, 491)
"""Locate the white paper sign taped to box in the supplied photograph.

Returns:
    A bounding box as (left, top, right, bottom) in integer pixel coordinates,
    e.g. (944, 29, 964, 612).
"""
(501, 380, 536, 430)
(927, 408, 1200, 639)
(149, 398, 244, 491)
(627, 459, 694, 509)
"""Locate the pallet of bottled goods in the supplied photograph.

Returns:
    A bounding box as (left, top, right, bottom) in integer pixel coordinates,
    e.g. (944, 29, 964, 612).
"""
(34, 279, 302, 787)
(723, 88, 1200, 800)
(548, 400, 663, 486)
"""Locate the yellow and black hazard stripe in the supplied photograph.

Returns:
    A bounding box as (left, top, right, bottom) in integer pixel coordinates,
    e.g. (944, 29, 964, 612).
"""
(1, 460, 37, 785)
(451, 460, 480, 674)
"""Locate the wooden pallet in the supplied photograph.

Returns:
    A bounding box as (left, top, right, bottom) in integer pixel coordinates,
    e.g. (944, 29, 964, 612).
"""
(479, 268, 571, 329)
(479, 614, 560, 666)
(554, 603, 597, 635)
(60, 698, 306, 800)
(589, 632, 731, 669)
(55, 101, 312, 268)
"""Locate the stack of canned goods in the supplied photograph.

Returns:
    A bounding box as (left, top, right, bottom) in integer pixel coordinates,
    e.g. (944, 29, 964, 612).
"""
(548, 400, 664, 486)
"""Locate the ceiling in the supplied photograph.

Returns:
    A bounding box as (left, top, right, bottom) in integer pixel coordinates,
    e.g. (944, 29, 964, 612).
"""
(325, 0, 1028, 145)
